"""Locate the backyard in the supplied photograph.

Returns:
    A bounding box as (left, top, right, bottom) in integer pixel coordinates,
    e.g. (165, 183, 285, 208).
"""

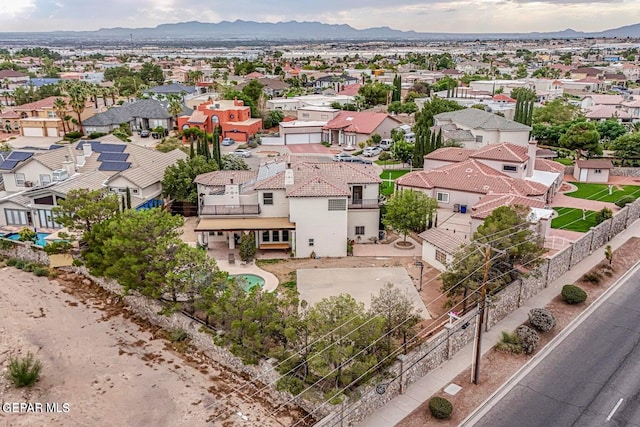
(565, 182, 640, 203)
(380, 169, 410, 197)
(551, 207, 597, 232)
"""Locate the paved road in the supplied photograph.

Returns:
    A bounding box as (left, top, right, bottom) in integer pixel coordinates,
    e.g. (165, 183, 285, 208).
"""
(473, 265, 640, 427)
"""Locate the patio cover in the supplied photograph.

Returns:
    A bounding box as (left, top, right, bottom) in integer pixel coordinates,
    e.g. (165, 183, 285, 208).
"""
(195, 217, 295, 231)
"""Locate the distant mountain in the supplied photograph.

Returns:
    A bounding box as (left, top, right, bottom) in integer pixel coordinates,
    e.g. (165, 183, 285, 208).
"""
(2, 20, 640, 42)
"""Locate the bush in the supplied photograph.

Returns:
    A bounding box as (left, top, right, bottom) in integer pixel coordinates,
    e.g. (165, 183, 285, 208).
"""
(322, 141, 331, 147)
(33, 267, 50, 277)
(528, 308, 556, 332)
(378, 152, 392, 161)
(582, 271, 602, 284)
(169, 328, 189, 343)
(5, 258, 19, 267)
(594, 207, 613, 225)
(248, 141, 259, 149)
(496, 331, 523, 354)
(6, 353, 42, 387)
(428, 396, 453, 419)
(561, 284, 587, 304)
(22, 263, 36, 272)
(615, 195, 635, 208)
(63, 131, 82, 141)
(276, 376, 306, 395)
(0, 238, 15, 249)
(88, 132, 106, 139)
(44, 240, 73, 254)
(515, 325, 540, 355)
(14, 259, 26, 270)
(237, 143, 249, 149)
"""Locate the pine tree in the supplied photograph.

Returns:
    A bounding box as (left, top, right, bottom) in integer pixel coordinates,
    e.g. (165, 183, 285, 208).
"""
(189, 138, 194, 159)
(436, 129, 443, 149)
(212, 125, 222, 167)
(125, 187, 132, 210)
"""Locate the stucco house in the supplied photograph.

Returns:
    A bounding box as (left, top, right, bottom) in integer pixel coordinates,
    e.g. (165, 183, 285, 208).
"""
(194, 158, 382, 258)
(573, 159, 613, 183)
(433, 108, 531, 148)
(83, 99, 190, 134)
(418, 227, 466, 272)
(13, 96, 94, 137)
(322, 111, 403, 150)
(178, 99, 262, 143)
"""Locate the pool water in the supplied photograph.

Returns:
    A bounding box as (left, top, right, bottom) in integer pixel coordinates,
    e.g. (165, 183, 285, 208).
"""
(230, 274, 266, 292)
(5, 232, 51, 247)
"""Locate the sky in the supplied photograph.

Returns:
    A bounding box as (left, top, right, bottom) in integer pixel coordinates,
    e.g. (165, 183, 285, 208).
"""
(2, 0, 640, 34)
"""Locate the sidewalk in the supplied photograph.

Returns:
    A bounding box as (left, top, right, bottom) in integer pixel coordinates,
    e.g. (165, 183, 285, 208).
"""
(359, 219, 640, 427)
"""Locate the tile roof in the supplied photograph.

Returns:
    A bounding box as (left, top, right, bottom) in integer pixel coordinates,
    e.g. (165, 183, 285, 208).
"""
(424, 147, 473, 162)
(434, 108, 531, 131)
(83, 99, 182, 127)
(585, 105, 631, 119)
(48, 170, 109, 194)
(418, 227, 466, 254)
(492, 94, 516, 102)
(575, 159, 613, 169)
(286, 175, 351, 198)
(145, 83, 194, 94)
(534, 158, 565, 173)
(187, 110, 208, 124)
(470, 143, 529, 163)
(337, 83, 362, 96)
(194, 170, 258, 186)
(322, 111, 399, 135)
(583, 94, 624, 105)
(396, 159, 547, 197)
(470, 193, 546, 220)
(13, 96, 63, 111)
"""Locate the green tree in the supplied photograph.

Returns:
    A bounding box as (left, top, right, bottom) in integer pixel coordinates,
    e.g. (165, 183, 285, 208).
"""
(64, 81, 89, 135)
(358, 81, 392, 107)
(161, 155, 218, 203)
(612, 132, 640, 161)
(139, 62, 165, 86)
(52, 97, 68, 134)
(263, 110, 284, 129)
(391, 140, 413, 165)
(441, 206, 545, 311)
(220, 154, 250, 171)
(163, 244, 224, 304)
(392, 75, 402, 102)
(52, 188, 120, 235)
(559, 121, 602, 157)
(533, 98, 580, 125)
(383, 190, 436, 242)
(239, 232, 257, 263)
(597, 119, 627, 142)
(370, 283, 421, 354)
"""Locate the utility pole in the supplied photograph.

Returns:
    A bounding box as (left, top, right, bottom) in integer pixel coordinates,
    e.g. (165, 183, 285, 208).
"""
(472, 244, 491, 385)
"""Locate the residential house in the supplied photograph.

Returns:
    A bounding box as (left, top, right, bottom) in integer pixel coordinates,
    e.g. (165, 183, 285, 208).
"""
(0, 70, 30, 92)
(236, 77, 290, 98)
(573, 159, 613, 183)
(322, 111, 403, 150)
(144, 83, 197, 100)
(83, 99, 190, 134)
(313, 74, 359, 92)
(266, 94, 355, 112)
(177, 99, 262, 143)
(1, 110, 20, 133)
(194, 158, 382, 258)
(0, 137, 186, 229)
(433, 108, 531, 148)
(13, 96, 94, 137)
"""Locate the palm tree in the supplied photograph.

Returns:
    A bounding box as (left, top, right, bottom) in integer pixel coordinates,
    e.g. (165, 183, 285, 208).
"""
(167, 96, 183, 131)
(66, 82, 89, 135)
(52, 97, 68, 135)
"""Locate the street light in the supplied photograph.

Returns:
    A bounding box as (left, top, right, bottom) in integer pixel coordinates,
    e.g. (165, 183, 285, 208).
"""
(415, 260, 424, 291)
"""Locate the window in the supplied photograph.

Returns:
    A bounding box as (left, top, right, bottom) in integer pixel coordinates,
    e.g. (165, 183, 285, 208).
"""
(435, 250, 447, 264)
(263, 192, 273, 205)
(47, 111, 56, 118)
(355, 226, 365, 235)
(301, 113, 309, 118)
(308, 238, 314, 247)
(37, 209, 61, 229)
(282, 230, 289, 242)
(262, 231, 270, 242)
(436, 192, 449, 203)
(14, 173, 25, 187)
(502, 165, 518, 172)
(321, 114, 328, 119)
(5, 209, 28, 226)
(272, 230, 280, 242)
(132, 189, 139, 195)
(328, 199, 346, 211)
(594, 169, 602, 174)
(40, 174, 51, 186)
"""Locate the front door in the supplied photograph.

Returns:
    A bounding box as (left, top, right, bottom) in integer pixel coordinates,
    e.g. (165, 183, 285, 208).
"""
(353, 186, 363, 204)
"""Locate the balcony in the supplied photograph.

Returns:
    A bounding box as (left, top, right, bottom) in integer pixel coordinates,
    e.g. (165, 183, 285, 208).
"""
(348, 199, 381, 209)
(200, 204, 261, 216)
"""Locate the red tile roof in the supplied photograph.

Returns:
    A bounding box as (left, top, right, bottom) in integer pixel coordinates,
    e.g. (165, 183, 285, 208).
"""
(492, 94, 516, 103)
(323, 111, 398, 135)
(397, 159, 547, 197)
(471, 193, 545, 220)
(471, 143, 529, 163)
(13, 96, 62, 111)
(338, 83, 362, 96)
(424, 147, 473, 162)
(534, 158, 565, 173)
(0, 70, 29, 79)
(575, 159, 613, 169)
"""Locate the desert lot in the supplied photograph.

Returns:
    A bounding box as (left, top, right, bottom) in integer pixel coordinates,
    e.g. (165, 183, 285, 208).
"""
(0, 267, 305, 427)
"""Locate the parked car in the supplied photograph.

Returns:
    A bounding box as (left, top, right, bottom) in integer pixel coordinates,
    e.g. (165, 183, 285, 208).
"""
(231, 149, 252, 158)
(333, 153, 354, 162)
(380, 139, 393, 150)
(363, 146, 383, 157)
(348, 157, 373, 165)
(221, 137, 235, 146)
(139, 129, 150, 138)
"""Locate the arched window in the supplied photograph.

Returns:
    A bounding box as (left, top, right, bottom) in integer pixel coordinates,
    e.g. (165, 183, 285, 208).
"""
(211, 115, 219, 125)
(182, 124, 190, 130)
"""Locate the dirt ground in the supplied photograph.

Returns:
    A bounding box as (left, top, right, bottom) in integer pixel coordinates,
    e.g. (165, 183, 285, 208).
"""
(397, 237, 640, 426)
(0, 268, 309, 427)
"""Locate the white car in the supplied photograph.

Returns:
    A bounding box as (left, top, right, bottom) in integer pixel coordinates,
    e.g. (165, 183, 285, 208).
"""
(231, 149, 251, 158)
(363, 146, 383, 157)
(333, 153, 354, 162)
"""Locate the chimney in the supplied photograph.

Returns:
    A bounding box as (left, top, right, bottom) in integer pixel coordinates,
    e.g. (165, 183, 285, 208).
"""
(284, 163, 294, 186)
(83, 141, 92, 157)
(62, 155, 75, 176)
(527, 138, 536, 178)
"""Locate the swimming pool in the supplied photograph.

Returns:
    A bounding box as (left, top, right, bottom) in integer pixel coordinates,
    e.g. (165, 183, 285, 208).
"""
(230, 274, 266, 292)
(4, 232, 51, 247)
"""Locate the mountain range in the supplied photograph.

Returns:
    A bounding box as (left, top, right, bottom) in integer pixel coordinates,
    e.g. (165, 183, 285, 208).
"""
(2, 20, 640, 42)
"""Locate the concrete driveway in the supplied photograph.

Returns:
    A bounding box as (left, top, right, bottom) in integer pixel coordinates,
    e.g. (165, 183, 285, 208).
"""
(297, 267, 431, 319)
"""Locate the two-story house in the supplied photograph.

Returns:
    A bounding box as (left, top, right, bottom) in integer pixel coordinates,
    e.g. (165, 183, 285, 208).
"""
(194, 158, 382, 258)
(13, 96, 94, 137)
(178, 99, 262, 143)
(433, 108, 531, 149)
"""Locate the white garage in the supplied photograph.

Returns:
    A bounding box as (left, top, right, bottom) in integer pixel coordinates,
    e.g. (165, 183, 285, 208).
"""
(285, 133, 322, 145)
(22, 127, 45, 137)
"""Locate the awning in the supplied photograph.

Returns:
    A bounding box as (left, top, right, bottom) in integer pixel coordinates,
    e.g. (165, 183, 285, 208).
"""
(195, 217, 296, 231)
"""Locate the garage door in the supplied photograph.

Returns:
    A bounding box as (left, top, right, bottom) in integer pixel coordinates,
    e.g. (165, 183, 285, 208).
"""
(46, 127, 58, 137)
(23, 127, 45, 137)
(285, 133, 322, 144)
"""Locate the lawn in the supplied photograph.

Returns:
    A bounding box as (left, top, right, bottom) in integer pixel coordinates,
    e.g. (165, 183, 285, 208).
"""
(375, 159, 402, 166)
(379, 169, 410, 197)
(551, 207, 597, 232)
(565, 183, 640, 203)
(554, 158, 574, 166)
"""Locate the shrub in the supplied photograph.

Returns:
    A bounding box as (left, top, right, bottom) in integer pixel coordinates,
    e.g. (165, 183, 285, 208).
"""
(615, 195, 635, 208)
(582, 271, 602, 285)
(515, 325, 540, 355)
(44, 241, 74, 255)
(63, 131, 82, 141)
(14, 259, 26, 270)
(169, 328, 189, 343)
(5, 258, 19, 266)
(18, 227, 36, 243)
(237, 143, 249, 149)
(0, 239, 15, 249)
(594, 207, 613, 225)
(33, 267, 50, 277)
(561, 284, 587, 304)
(428, 396, 453, 419)
(248, 140, 259, 149)
(88, 132, 106, 139)
(276, 376, 306, 395)
(378, 152, 392, 162)
(528, 308, 556, 332)
(6, 353, 42, 387)
(322, 141, 330, 147)
(496, 331, 523, 354)
(72, 258, 84, 267)
(22, 263, 36, 272)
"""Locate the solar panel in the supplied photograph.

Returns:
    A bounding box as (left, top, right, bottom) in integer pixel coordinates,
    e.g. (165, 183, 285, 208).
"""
(49, 145, 64, 150)
(98, 152, 129, 162)
(94, 143, 126, 153)
(0, 160, 19, 170)
(7, 151, 34, 161)
(98, 161, 131, 172)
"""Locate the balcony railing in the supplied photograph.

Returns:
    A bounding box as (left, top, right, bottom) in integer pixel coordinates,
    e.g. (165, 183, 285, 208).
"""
(348, 199, 381, 209)
(200, 204, 261, 215)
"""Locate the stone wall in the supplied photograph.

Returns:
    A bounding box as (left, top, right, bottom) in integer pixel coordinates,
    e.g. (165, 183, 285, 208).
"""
(590, 220, 610, 251)
(611, 167, 640, 177)
(570, 233, 592, 268)
(0, 239, 50, 265)
(546, 245, 571, 283)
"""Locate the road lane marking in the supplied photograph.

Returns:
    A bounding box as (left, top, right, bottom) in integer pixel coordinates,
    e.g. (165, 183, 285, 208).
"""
(606, 398, 624, 421)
